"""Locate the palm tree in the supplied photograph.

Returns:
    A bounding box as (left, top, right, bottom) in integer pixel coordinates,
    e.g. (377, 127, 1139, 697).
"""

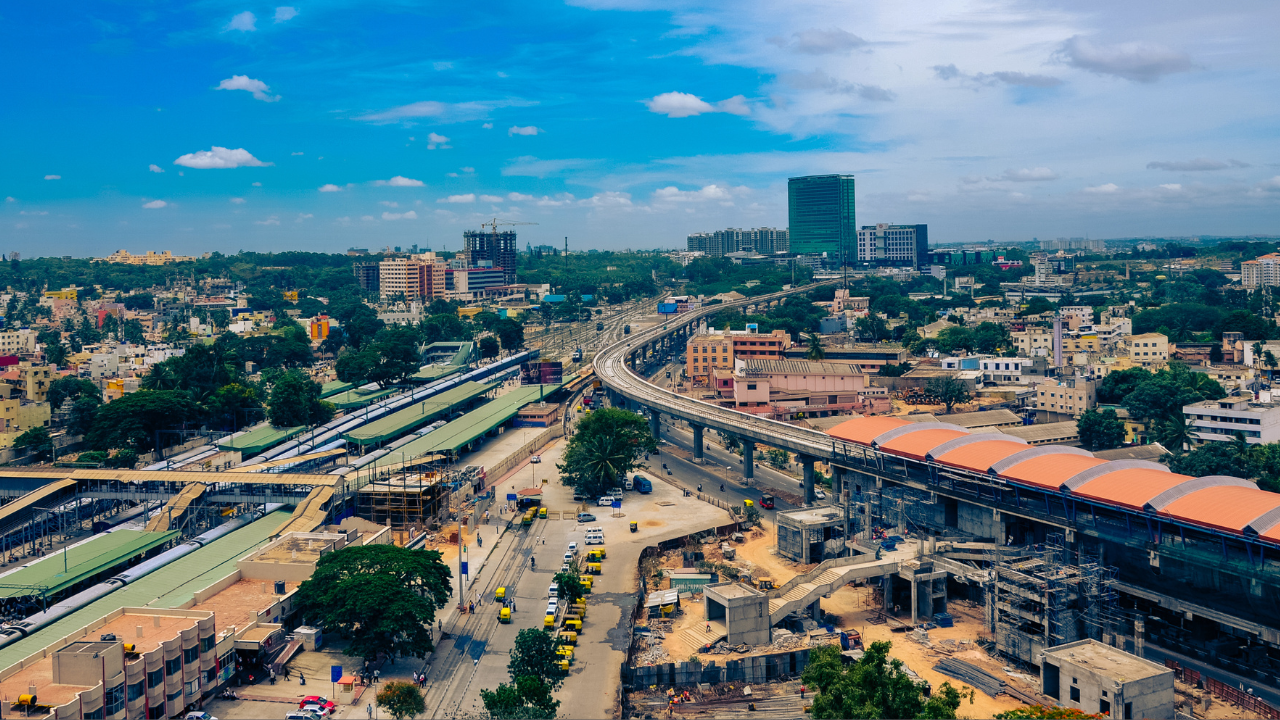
(806, 333, 825, 361)
(140, 361, 180, 391)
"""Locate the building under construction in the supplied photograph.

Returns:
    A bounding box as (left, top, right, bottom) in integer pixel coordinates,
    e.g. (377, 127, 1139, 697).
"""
(356, 465, 485, 531)
(463, 230, 517, 285)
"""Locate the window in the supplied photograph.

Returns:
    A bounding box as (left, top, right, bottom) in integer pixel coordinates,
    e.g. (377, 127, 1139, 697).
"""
(1070, 686, 1080, 702)
(200, 634, 215, 652)
(185, 678, 200, 697)
(747, 384, 756, 390)
(148, 667, 163, 689)
(184, 645, 199, 664)
(128, 681, 144, 701)
(1100, 699, 1110, 715)
(166, 656, 181, 674)
(83, 708, 104, 720)
(105, 683, 126, 716)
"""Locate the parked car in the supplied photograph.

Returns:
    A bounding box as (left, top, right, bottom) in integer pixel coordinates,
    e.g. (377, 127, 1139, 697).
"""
(300, 705, 331, 718)
(567, 542, 578, 554)
(598, 497, 613, 507)
(299, 698, 336, 714)
(577, 512, 596, 523)
(286, 713, 319, 720)
(547, 600, 559, 615)
(184, 713, 217, 720)
(548, 582, 559, 598)
(814, 489, 827, 500)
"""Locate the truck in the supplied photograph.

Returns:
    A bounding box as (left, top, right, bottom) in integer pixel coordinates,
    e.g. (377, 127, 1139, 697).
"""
(623, 325, 631, 335)
(624, 477, 634, 491)
(572, 348, 583, 362)
(635, 476, 652, 494)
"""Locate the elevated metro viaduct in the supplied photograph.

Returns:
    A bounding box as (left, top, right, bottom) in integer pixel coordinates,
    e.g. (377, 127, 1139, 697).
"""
(595, 282, 1280, 680)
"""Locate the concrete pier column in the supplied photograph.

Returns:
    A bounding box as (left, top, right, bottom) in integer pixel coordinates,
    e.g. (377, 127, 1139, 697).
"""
(911, 577, 919, 625)
(742, 440, 755, 480)
(692, 425, 704, 461)
(883, 570, 893, 613)
(649, 410, 661, 447)
(801, 456, 815, 505)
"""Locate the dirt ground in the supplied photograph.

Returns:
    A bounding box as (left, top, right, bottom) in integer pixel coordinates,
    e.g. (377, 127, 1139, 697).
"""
(730, 518, 816, 583)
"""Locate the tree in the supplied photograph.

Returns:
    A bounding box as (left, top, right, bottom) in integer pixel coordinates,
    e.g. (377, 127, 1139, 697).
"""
(365, 326, 421, 387)
(806, 332, 825, 361)
(1266, 350, 1279, 380)
(855, 314, 887, 342)
(376, 681, 425, 720)
(14, 426, 53, 461)
(1123, 363, 1225, 448)
(48, 376, 100, 410)
(767, 448, 790, 469)
(552, 566, 586, 606)
(481, 629, 566, 719)
(802, 643, 972, 720)
(87, 390, 203, 452)
(1077, 409, 1125, 451)
(480, 335, 500, 359)
(119, 318, 146, 344)
(972, 321, 1011, 354)
(121, 293, 154, 310)
(68, 396, 101, 436)
(293, 545, 452, 661)
(1022, 297, 1056, 316)
(556, 408, 656, 498)
(205, 383, 263, 431)
(1097, 368, 1153, 404)
(268, 370, 334, 427)
(496, 319, 525, 352)
(1167, 439, 1255, 480)
(45, 341, 68, 367)
(927, 376, 972, 414)
(879, 362, 912, 377)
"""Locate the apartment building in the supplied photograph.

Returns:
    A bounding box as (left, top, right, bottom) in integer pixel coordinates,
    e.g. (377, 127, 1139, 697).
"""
(1032, 375, 1097, 422)
(1241, 253, 1280, 289)
(0, 329, 39, 355)
(1128, 332, 1169, 368)
(96, 250, 197, 265)
(686, 328, 789, 386)
(1184, 395, 1280, 446)
(856, 223, 928, 269)
(352, 262, 380, 292)
(1012, 326, 1054, 358)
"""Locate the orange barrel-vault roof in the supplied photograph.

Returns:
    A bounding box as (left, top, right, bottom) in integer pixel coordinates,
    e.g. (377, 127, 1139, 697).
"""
(1158, 486, 1280, 536)
(999, 453, 1107, 491)
(1071, 468, 1192, 510)
(827, 416, 912, 446)
(879, 428, 969, 461)
(934, 439, 1031, 474)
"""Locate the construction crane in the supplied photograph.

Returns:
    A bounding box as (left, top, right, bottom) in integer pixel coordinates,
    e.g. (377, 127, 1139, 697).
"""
(480, 218, 538, 234)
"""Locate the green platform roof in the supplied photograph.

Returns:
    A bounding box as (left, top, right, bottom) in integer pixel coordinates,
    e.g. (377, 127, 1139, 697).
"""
(319, 380, 354, 398)
(217, 423, 306, 455)
(328, 386, 398, 409)
(0, 530, 179, 599)
(389, 382, 562, 457)
(0, 510, 292, 670)
(409, 364, 464, 384)
(344, 381, 496, 446)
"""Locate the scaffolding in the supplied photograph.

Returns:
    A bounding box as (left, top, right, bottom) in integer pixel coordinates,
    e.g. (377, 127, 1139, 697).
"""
(355, 465, 485, 531)
(988, 534, 1119, 667)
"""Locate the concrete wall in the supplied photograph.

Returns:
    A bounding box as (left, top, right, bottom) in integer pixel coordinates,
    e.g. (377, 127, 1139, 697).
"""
(625, 648, 822, 687)
(705, 583, 770, 646)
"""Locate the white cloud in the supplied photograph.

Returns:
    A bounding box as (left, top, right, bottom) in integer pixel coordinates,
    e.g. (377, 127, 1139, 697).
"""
(482, 123, 493, 129)
(296, 213, 313, 221)
(479, 195, 505, 202)
(291, 151, 304, 156)
(318, 184, 344, 192)
(230, 197, 246, 204)
(216, 75, 280, 102)
(173, 147, 270, 169)
(438, 194, 476, 203)
(273, 6, 297, 23)
(252, 181, 262, 186)
(1250, 177, 1280, 195)
(460, 166, 475, 173)
(1159, 184, 1182, 191)
(536, 193, 575, 207)
(1002, 167, 1060, 182)
(434, 61, 452, 71)
(985, 71, 1063, 88)
(652, 184, 737, 203)
(255, 215, 281, 225)
(507, 192, 534, 202)
(768, 28, 867, 55)
(225, 11, 257, 32)
(19, 210, 48, 216)
(382, 210, 418, 220)
(4, 197, 15, 202)
(508, 125, 540, 136)
(44, 175, 61, 180)
(374, 175, 424, 187)
(644, 92, 750, 117)
(148, 164, 164, 173)
(361, 215, 375, 221)
(1084, 183, 1120, 193)
(1055, 36, 1193, 83)
(355, 99, 535, 124)
(142, 200, 168, 209)
(427, 132, 450, 149)
(1147, 158, 1250, 171)
(579, 191, 634, 208)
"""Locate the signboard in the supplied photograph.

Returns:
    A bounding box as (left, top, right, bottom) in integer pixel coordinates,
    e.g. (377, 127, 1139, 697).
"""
(745, 323, 759, 333)
(507, 493, 517, 501)
(460, 561, 469, 576)
(520, 361, 563, 386)
(611, 500, 621, 509)
(657, 302, 678, 315)
(331, 665, 343, 683)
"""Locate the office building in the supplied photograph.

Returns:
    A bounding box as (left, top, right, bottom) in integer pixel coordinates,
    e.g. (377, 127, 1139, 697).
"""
(463, 230, 518, 285)
(352, 262, 380, 292)
(1032, 375, 1097, 422)
(686, 328, 789, 387)
(856, 223, 929, 268)
(378, 253, 447, 302)
(446, 267, 508, 300)
(787, 174, 856, 261)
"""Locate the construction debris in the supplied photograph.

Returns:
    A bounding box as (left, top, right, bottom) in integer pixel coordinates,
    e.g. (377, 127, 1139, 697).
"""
(933, 657, 1006, 699)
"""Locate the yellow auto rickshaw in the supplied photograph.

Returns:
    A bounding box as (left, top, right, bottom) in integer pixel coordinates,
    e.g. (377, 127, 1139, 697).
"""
(744, 499, 754, 509)
(629, 521, 637, 533)
(579, 575, 594, 593)
(571, 602, 587, 618)
(557, 630, 578, 646)
(544, 614, 556, 629)
(556, 657, 570, 671)
(538, 506, 548, 519)
(495, 586, 506, 601)
(586, 549, 604, 562)
(562, 617, 582, 632)
(499, 607, 511, 623)
(586, 562, 602, 575)
(557, 646, 575, 664)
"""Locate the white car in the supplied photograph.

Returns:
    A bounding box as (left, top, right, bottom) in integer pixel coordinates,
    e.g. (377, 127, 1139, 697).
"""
(567, 542, 578, 554)
(184, 714, 218, 720)
(814, 489, 827, 500)
(546, 600, 558, 616)
(561, 563, 570, 572)
(563, 551, 574, 564)
(301, 707, 331, 719)
(598, 497, 613, 507)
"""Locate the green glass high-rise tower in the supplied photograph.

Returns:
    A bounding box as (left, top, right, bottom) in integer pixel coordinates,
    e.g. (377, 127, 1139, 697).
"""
(787, 174, 855, 264)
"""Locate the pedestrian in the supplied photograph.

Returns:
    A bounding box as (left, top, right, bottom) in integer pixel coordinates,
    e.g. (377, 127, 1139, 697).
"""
(269, 668, 276, 685)
(469, 601, 475, 614)
(706, 623, 711, 634)
(373, 669, 380, 683)
(283, 665, 291, 681)
(800, 685, 807, 699)
(367, 703, 373, 718)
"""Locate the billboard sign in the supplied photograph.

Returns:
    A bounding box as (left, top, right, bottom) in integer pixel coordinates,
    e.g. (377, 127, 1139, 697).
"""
(520, 361, 563, 386)
(657, 302, 679, 315)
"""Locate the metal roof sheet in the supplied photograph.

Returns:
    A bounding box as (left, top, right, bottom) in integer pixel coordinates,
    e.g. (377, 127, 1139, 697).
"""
(934, 440, 1030, 473)
(878, 429, 968, 461)
(826, 416, 912, 445)
(344, 381, 495, 446)
(1072, 469, 1192, 510)
(384, 383, 562, 458)
(216, 422, 306, 455)
(0, 530, 178, 598)
(999, 454, 1107, 490)
(1159, 486, 1280, 535)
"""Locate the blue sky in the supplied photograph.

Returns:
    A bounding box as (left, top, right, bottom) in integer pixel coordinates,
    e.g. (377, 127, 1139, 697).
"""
(3, 0, 1279, 256)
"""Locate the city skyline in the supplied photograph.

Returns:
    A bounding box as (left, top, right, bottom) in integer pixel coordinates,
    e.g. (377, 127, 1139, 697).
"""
(4, 1, 1279, 255)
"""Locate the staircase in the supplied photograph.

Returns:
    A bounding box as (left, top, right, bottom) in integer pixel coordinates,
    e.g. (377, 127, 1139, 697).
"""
(766, 549, 915, 623)
(680, 619, 727, 651)
(145, 482, 207, 532)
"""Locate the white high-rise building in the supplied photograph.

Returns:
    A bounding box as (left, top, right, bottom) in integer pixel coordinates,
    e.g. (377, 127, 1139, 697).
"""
(1242, 253, 1280, 289)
